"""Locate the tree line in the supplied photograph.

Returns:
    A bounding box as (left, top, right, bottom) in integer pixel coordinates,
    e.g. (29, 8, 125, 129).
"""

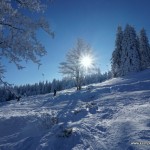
(0, 71, 111, 102)
(111, 24, 150, 77)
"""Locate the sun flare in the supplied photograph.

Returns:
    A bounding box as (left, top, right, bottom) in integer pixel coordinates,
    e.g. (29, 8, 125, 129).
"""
(80, 55, 93, 69)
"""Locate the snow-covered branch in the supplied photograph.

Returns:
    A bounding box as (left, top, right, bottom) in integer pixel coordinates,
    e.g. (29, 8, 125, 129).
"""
(0, 0, 54, 85)
(0, 22, 24, 31)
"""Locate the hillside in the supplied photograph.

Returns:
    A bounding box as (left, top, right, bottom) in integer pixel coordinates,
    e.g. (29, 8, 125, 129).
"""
(0, 69, 150, 150)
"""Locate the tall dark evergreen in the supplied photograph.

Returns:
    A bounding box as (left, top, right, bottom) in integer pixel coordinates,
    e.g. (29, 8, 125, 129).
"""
(111, 26, 123, 77)
(120, 24, 140, 76)
(139, 28, 150, 70)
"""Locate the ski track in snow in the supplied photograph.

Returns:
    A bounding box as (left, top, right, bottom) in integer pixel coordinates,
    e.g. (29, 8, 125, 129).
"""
(0, 69, 150, 150)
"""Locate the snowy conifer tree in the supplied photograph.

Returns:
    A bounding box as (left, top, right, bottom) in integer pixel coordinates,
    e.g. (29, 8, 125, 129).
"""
(51, 79, 57, 92)
(139, 28, 150, 70)
(111, 26, 123, 77)
(120, 24, 140, 76)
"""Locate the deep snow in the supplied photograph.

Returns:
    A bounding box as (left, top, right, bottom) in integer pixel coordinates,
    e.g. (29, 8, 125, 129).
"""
(0, 69, 150, 150)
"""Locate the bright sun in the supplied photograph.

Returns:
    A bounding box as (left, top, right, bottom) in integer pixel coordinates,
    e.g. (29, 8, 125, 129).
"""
(80, 55, 93, 69)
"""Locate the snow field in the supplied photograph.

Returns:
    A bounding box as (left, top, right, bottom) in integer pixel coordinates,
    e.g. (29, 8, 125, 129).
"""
(0, 69, 150, 149)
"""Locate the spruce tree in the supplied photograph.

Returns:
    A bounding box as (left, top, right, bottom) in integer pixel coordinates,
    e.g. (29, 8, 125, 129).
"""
(139, 28, 150, 70)
(111, 26, 123, 77)
(121, 24, 140, 76)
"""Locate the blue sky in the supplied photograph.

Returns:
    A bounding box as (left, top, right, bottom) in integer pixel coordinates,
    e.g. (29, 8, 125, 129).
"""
(4, 0, 150, 85)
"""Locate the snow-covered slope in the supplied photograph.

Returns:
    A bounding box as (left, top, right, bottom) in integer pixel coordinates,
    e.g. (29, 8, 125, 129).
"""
(0, 69, 150, 150)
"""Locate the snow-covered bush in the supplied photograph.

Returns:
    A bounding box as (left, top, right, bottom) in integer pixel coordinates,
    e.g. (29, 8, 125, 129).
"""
(58, 127, 73, 138)
(63, 128, 73, 137)
(85, 102, 96, 109)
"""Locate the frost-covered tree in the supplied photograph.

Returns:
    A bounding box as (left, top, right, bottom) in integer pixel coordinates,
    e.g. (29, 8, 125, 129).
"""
(61, 77, 75, 89)
(120, 24, 140, 76)
(139, 28, 150, 70)
(111, 26, 123, 77)
(51, 79, 57, 92)
(0, 0, 54, 85)
(83, 68, 103, 85)
(59, 39, 96, 90)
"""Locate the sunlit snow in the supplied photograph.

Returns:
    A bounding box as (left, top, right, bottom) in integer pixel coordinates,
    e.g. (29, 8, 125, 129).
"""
(0, 69, 150, 150)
